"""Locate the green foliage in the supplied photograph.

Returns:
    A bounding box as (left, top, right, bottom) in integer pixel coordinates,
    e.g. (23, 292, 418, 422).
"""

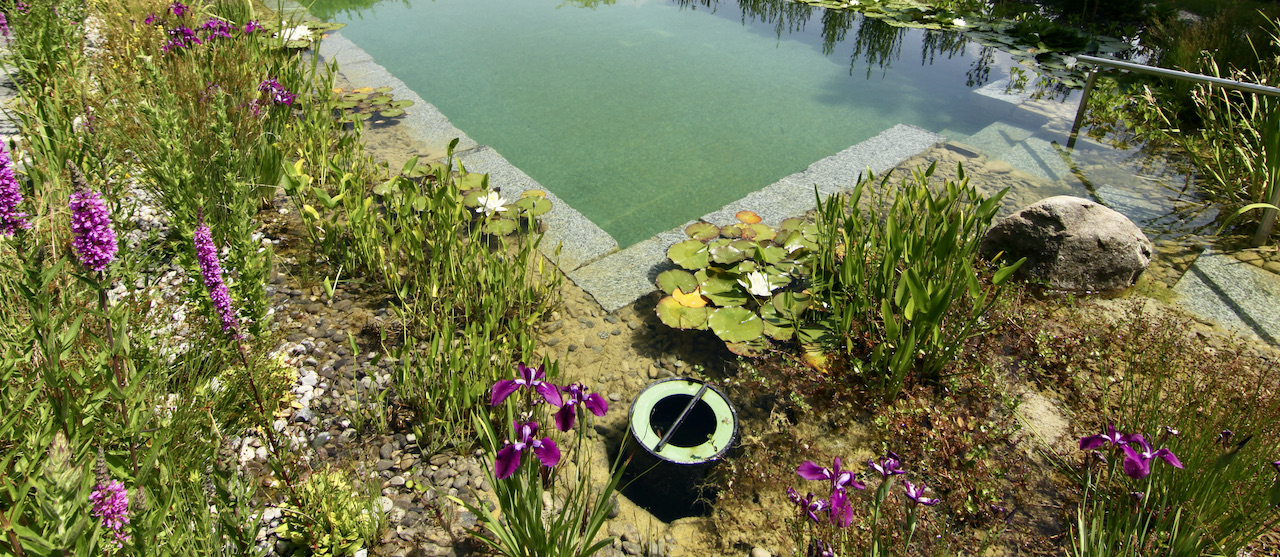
(275, 467, 382, 556)
(656, 215, 818, 356)
(811, 162, 1023, 401)
(328, 85, 414, 124)
(1066, 306, 1280, 556)
(282, 142, 559, 451)
(455, 360, 621, 557)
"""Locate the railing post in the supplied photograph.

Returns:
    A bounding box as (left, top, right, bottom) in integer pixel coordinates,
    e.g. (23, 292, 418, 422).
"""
(1068, 68, 1099, 150)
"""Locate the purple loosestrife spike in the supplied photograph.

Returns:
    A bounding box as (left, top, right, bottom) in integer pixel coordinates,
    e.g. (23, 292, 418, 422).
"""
(89, 479, 131, 548)
(552, 382, 608, 432)
(1079, 423, 1126, 451)
(902, 480, 940, 506)
(0, 13, 9, 39)
(0, 143, 30, 236)
(69, 191, 117, 273)
(869, 451, 906, 478)
(493, 421, 559, 480)
(1119, 433, 1183, 480)
(490, 363, 561, 407)
(194, 213, 240, 337)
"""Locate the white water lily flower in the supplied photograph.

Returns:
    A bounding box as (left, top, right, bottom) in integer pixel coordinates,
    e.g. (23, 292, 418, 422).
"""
(952, 17, 967, 27)
(738, 271, 776, 297)
(276, 24, 311, 42)
(476, 191, 509, 216)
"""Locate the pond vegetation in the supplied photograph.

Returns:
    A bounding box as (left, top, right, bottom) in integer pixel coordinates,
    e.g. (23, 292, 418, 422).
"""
(1, 0, 1279, 556)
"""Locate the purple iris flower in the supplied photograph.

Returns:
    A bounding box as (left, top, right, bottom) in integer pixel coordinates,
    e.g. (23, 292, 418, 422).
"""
(797, 457, 865, 493)
(828, 488, 854, 528)
(144, 12, 158, 25)
(788, 490, 829, 524)
(199, 17, 233, 40)
(494, 421, 559, 480)
(902, 480, 940, 506)
(169, 1, 188, 17)
(243, 20, 262, 34)
(162, 26, 202, 52)
(490, 362, 562, 407)
(1079, 423, 1127, 450)
(868, 451, 906, 478)
(257, 78, 296, 106)
(1119, 433, 1183, 480)
(552, 382, 608, 432)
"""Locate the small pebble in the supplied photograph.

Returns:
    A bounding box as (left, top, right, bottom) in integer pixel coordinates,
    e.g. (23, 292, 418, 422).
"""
(608, 393, 622, 402)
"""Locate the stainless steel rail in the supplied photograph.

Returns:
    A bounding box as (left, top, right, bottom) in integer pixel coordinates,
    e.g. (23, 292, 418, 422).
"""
(1068, 54, 1280, 245)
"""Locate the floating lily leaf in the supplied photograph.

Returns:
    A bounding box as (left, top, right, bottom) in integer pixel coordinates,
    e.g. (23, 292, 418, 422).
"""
(310, 22, 346, 31)
(285, 39, 312, 49)
(341, 92, 368, 102)
(779, 217, 805, 231)
(763, 268, 792, 290)
(726, 338, 768, 358)
(733, 260, 759, 274)
(710, 242, 746, 265)
(709, 307, 764, 343)
(772, 290, 812, 319)
(369, 95, 393, 105)
(736, 210, 762, 224)
(656, 296, 711, 330)
(375, 86, 393, 93)
(699, 269, 747, 307)
(748, 223, 776, 242)
(759, 304, 794, 341)
(668, 240, 710, 270)
(333, 101, 358, 110)
(352, 111, 372, 120)
(461, 189, 485, 208)
(389, 99, 415, 109)
(456, 172, 486, 191)
(379, 108, 405, 118)
(757, 243, 788, 264)
(672, 286, 709, 308)
(685, 222, 719, 241)
(483, 217, 518, 236)
(656, 269, 699, 295)
(720, 224, 742, 239)
(513, 196, 552, 216)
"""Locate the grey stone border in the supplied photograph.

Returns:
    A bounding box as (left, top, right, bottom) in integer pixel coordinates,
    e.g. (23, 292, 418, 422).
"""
(289, 3, 943, 311)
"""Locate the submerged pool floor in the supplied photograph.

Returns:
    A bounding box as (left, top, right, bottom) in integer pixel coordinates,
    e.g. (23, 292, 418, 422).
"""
(321, 0, 1010, 247)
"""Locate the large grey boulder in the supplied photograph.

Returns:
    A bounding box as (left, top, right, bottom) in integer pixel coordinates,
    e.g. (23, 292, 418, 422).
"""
(981, 196, 1153, 292)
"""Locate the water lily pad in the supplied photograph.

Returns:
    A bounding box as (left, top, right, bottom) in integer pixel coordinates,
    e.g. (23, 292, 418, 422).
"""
(699, 269, 747, 307)
(748, 223, 776, 242)
(668, 239, 710, 270)
(685, 222, 719, 241)
(521, 189, 547, 198)
(461, 189, 485, 208)
(710, 242, 746, 265)
(656, 269, 699, 295)
(333, 100, 358, 110)
(482, 217, 517, 236)
(341, 92, 368, 102)
(759, 304, 795, 341)
(375, 86, 393, 93)
(709, 307, 764, 343)
(390, 99, 415, 109)
(726, 338, 768, 358)
(736, 210, 762, 224)
(456, 172, 486, 191)
(756, 243, 788, 264)
(285, 39, 312, 49)
(369, 95, 393, 105)
(379, 108, 405, 118)
(656, 296, 710, 330)
(779, 217, 805, 231)
(720, 224, 742, 239)
(772, 290, 812, 319)
(513, 196, 551, 216)
(672, 286, 709, 308)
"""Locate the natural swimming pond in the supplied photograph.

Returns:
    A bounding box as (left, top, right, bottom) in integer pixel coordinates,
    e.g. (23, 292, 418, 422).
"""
(314, 0, 1213, 249)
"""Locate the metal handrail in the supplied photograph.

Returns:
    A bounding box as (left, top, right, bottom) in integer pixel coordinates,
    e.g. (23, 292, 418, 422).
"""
(1067, 54, 1280, 245)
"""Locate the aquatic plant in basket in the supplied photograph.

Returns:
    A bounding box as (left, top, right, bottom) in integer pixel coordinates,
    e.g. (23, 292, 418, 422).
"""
(656, 210, 825, 358)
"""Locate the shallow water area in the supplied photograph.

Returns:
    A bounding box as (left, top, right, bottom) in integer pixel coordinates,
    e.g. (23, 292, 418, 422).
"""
(319, 0, 1023, 247)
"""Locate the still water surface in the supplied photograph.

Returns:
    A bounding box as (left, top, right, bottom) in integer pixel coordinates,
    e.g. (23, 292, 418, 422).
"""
(319, 0, 1029, 247)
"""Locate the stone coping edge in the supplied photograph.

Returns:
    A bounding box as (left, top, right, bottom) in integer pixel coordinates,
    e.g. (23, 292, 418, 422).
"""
(569, 124, 945, 312)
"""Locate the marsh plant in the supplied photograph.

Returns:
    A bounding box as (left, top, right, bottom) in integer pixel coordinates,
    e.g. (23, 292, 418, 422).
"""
(812, 163, 1023, 401)
(787, 451, 942, 556)
(454, 361, 622, 557)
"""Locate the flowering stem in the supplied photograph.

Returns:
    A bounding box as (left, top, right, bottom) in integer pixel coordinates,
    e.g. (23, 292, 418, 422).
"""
(0, 496, 26, 557)
(231, 340, 299, 503)
(97, 277, 138, 478)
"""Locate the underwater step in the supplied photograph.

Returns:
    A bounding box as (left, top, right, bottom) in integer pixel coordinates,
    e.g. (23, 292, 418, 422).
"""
(1173, 249, 1280, 345)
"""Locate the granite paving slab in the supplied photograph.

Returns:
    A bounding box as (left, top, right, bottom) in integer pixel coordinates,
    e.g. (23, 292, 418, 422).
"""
(1174, 250, 1280, 345)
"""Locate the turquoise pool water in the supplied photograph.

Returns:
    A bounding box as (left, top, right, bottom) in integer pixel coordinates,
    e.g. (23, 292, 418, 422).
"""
(321, 0, 1014, 247)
